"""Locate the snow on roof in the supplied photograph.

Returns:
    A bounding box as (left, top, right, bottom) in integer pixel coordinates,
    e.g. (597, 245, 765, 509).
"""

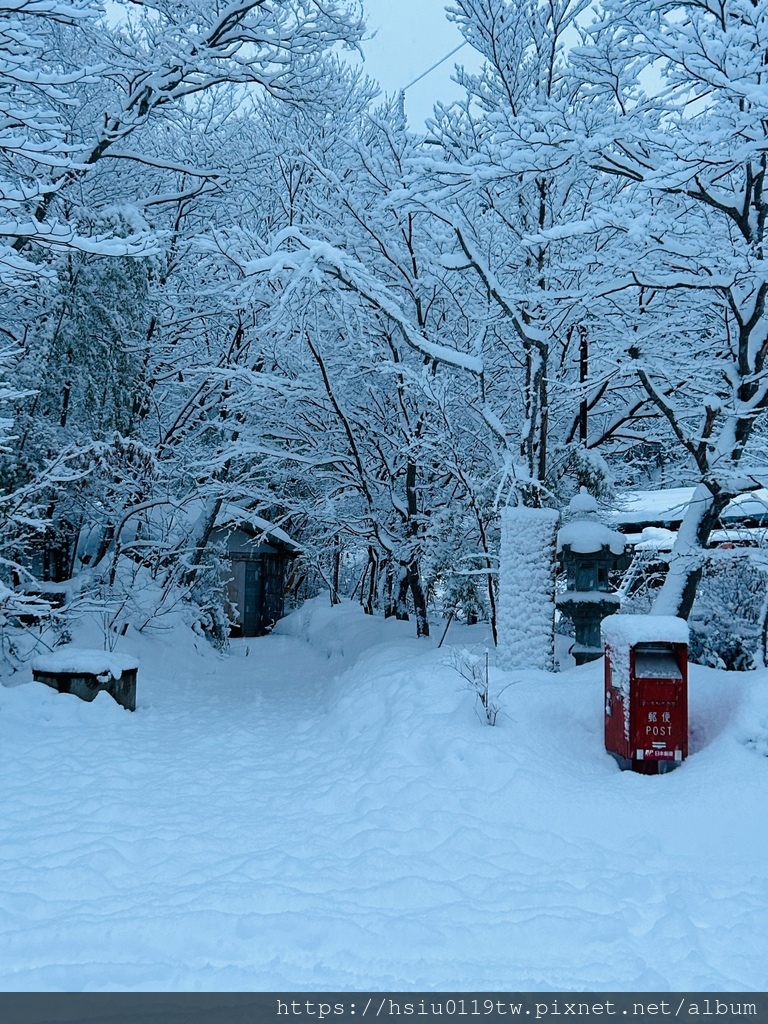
(32, 648, 139, 679)
(611, 488, 695, 525)
(215, 503, 301, 554)
(625, 524, 768, 553)
(633, 527, 677, 551)
(557, 520, 626, 555)
(711, 527, 768, 546)
(611, 487, 768, 527)
(602, 614, 689, 649)
(723, 490, 768, 520)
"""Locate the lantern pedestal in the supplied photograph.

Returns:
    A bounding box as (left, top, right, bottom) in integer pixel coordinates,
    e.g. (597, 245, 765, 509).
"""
(557, 592, 620, 665)
(556, 489, 629, 665)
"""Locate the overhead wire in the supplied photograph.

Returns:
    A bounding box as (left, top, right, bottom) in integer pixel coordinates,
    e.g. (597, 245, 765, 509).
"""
(401, 40, 468, 92)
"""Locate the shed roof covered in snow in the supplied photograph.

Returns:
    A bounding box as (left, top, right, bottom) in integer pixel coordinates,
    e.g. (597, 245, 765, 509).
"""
(213, 503, 302, 556)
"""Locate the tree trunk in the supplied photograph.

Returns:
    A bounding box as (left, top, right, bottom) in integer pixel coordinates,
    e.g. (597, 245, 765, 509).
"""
(364, 546, 378, 616)
(651, 484, 732, 619)
(487, 569, 498, 647)
(331, 534, 341, 606)
(394, 569, 410, 621)
(93, 523, 116, 568)
(382, 560, 396, 618)
(403, 458, 429, 635)
(408, 559, 429, 638)
(579, 325, 589, 444)
(181, 497, 223, 589)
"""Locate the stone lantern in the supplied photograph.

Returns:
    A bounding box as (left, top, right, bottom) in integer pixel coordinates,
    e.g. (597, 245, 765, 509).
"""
(557, 488, 629, 665)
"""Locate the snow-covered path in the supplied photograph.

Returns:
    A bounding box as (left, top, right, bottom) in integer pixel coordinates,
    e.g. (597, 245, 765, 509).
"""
(2, 631, 346, 990)
(2, 599, 768, 990)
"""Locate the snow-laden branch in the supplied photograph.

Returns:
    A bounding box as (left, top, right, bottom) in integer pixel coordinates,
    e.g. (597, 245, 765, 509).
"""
(237, 229, 486, 375)
(0, 218, 158, 257)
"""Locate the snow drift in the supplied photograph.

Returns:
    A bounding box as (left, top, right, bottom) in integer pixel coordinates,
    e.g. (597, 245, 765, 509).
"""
(1, 597, 767, 990)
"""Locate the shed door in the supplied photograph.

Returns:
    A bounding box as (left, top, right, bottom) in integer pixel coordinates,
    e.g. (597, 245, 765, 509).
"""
(225, 559, 247, 630)
(260, 554, 284, 632)
(242, 560, 263, 637)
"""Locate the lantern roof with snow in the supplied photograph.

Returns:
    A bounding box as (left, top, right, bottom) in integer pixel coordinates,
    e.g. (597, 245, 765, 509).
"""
(557, 489, 627, 557)
(568, 487, 599, 516)
(557, 520, 627, 557)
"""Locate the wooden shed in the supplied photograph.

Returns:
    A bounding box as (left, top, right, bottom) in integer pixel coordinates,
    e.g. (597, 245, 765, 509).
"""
(211, 505, 301, 637)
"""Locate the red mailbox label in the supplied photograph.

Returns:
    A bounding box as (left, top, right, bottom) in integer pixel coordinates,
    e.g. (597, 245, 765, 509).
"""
(638, 749, 681, 761)
(633, 677, 686, 761)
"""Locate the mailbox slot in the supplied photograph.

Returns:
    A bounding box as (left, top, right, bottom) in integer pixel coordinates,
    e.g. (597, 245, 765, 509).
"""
(634, 643, 683, 681)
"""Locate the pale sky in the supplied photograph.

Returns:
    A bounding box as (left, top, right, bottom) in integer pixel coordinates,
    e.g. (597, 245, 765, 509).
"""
(105, 0, 477, 129)
(358, 0, 481, 127)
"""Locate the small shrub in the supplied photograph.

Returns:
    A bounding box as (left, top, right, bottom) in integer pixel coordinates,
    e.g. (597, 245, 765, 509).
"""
(689, 556, 767, 671)
(449, 647, 499, 725)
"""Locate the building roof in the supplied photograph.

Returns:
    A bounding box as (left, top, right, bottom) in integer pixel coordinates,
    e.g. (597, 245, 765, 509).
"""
(213, 503, 302, 556)
(609, 487, 768, 531)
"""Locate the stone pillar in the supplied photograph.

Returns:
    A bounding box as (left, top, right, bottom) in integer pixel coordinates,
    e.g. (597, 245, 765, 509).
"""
(497, 506, 560, 672)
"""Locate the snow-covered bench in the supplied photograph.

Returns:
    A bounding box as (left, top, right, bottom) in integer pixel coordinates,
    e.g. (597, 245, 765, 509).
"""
(32, 649, 139, 712)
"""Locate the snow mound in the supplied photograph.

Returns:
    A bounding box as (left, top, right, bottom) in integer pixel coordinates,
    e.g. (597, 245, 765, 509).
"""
(274, 594, 417, 665)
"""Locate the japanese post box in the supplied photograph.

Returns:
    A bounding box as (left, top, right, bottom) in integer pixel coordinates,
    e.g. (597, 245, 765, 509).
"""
(602, 614, 689, 775)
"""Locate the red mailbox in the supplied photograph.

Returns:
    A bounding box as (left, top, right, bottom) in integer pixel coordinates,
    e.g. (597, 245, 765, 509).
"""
(602, 614, 689, 775)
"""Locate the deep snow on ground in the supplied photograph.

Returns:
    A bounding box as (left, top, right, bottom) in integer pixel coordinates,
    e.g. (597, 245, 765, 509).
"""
(2, 596, 768, 991)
